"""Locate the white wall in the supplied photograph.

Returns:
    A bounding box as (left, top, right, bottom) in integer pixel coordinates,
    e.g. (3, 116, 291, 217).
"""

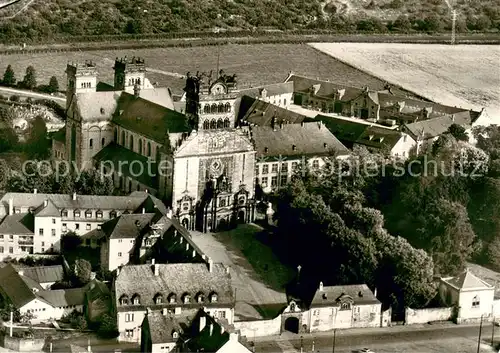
(19, 299, 56, 322)
(118, 310, 146, 342)
(458, 289, 495, 320)
(390, 133, 417, 159)
(172, 156, 200, 213)
(106, 238, 135, 271)
(34, 216, 62, 253)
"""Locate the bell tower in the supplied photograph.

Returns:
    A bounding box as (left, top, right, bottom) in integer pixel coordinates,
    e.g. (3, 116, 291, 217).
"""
(65, 61, 97, 111)
(113, 56, 146, 92)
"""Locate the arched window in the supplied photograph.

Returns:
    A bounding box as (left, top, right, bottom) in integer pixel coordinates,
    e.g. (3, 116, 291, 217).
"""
(147, 142, 152, 157)
(225, 102, 231, 112)
(182, 293, 191, 304)
(89, 139, 93, 149)
(196, 292, 205, 303)
(139, 139, 143, 154)
(121, 131, 125, 145)
(154, 293, 163, 304)
(211, 104, 217, 114)
(101, 137, 105, 147)
(132, 294, 140, 305)
(218, 103, 224, 113)
(137, 78, 141, 85)
(203, 120, 210, 130)
(204, 105, 210, 114)
(110, 210, 117, 218)
(223, 118, 230, 128)
(217, 119, 223, 129)
(172, 331, 179, 339)
(340, 302, 351, 310)
(210, 120, 217, 129)
(114, 128, 118, 142)
(168, 293, 177, 304)
(129, 136, 134, 151)
(284, 99, 287, 106)
(210, 292, 218, 303)
(119, 295, 129, 305)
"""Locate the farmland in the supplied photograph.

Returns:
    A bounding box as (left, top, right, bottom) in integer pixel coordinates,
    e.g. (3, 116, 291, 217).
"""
(0, 43, 414, 97)
(310, 42, 500, 121)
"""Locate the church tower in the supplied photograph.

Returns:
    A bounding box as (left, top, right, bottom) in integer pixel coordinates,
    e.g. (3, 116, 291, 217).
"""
(113, 56, 146, 93)
(65, 61, 97, 111)
(184, 70, 238, 131)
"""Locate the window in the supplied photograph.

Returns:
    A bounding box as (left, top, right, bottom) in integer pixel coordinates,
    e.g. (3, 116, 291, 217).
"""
(89, 139, 93, 149)
(280, 174, 288, 186)
(312, 160, 320, 169)
(147, 142, 152, 157)
(155, 295, 163, 304)
(39, 229, 44, 236)
(9, 247, 13, 254)
(96, 211, 103, 218)
(118, 252, 122, 257)
(110, 211, 117, 218)
(0, 235, 3, 239)
(62, 223, 67, 229)
(219, 198, 226, 207)
(340, 302, 351, 310)
(172, 332, 179, 339)
(472, 296, 480, 308)
(125, 329, 133, 338)
(261, 177, 268, 188)
(133, 296, 140, 305)
(255, 165, 260, 175)
(271, 176, 278, 187)
(42, 242, 45, 246)
(52, 218, 56, 224)
(8, 235, 13, 242)
(86, 224, 91, 230)
(74, 210, 81, 217)
(51, 229, 56, 236)
(125, 313, 134, 322)
(211, 293, 218, 302)
(75, 224, 80, 230)
(218, 311, 226, 319)
(313, 309, 320, 316)
(85, 210, 92, 218)
(0, 247, 3, 253)
(169, 294, 176, 304)
(262, 165, 269, 174)
(183, 295, 191, 304)
(118, 239, 123, 243)
(271, 163, 278, 173)
(281, 163, 288, 173)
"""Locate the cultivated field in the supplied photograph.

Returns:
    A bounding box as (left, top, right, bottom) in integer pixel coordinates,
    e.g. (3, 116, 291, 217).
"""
(0, 44, 412, 97)
(310, 42, 500, 122)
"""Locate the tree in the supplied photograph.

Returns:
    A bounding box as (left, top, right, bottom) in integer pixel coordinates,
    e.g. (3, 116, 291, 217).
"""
(2, 65, 16, 87)
(25, 116, 50, 159)
(74, 259, 92, 285)
(487, 236, 500, 270)
(48, 76, 59, 93)
(448, 124, 469, 142)
(0, 125, 18, 152)
(97, 314, 119, 339)
(23, 66, 37, 90)
(61, 231, 82, 252)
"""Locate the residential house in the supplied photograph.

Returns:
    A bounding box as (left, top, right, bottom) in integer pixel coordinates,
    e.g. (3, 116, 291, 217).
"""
(439, 268, 495, 323)
(251, 121, 350, 194)
(0, 264, 85, 323)
(114, 261, 234, 342)
(140, 310, 186, 353)
(281, 282, 388, 334)
(0, 191, 164, 258)
(317, 115, 416, 159)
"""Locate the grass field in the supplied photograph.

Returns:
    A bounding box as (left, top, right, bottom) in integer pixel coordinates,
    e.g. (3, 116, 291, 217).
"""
(310, 42, 500, 122)
(0, 43, 399, 96)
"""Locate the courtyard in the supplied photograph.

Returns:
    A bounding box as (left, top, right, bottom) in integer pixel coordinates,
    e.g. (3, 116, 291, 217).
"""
(190, 223, 293, 320)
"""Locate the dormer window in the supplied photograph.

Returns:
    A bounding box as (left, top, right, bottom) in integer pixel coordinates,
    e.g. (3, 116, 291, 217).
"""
(368, 135, 374, 140)
(100, 108, 105, 114)
(85, 210, 92, 218)
(210, 292, 218, 303)
(168, 293, 177, 304)
(110, 210, 117, 218)
(96, 210, 103, 218)
(379, 137, 385, 143)
(61, 210, 68, 217)
(132, 294, 140, 305)
(196, 292, 205, 303)
(172, 331, 179, 339)
(119, 295, 129, 305)
(264, 147, 268, 153)
(154, 293, 163, 304)
(74, 210, 81, 217)
(182, 293, 191, 304)
(340, 302, 351, 310)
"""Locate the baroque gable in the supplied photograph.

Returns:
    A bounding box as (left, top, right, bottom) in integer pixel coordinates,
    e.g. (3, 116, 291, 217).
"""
(174, 129, 254, 158)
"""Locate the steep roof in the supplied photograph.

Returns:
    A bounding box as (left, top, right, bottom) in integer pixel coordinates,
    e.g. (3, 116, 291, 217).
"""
(0, 264, 37, 307)
(0, 213, 34, 235)
(185, 309, 231, 352)
(103, 213, 156, 240)
(113, 92, 189, 144)
(404, 114, 471, 140)
(115, 263, 234, 311)
(34, 199, 60, 217)
(237, 81, 294, 99)
(75, 91, 121, 121)
(442, 269, 493, 291)
(85, 279, 111, 302)
(52, 128, 66, 143)
(146, 311, 184, 344)
(239, 96, 309, 126)
(37, 288, 86, 307)
(19, 265, 64, 284)
(286, 74, 363, 101)
(138, 87, 175, 110)
(251, 121, 349, 159)
(310, 284, 380, 308)
(92, 142, 158, 188)
(0, 192, 149, 214)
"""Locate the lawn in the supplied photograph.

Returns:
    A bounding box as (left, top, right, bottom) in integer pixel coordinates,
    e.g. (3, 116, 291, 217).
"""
(0, 43, 398, 97)
(214, 223, 295, 293)
(310, 42, 500, 122)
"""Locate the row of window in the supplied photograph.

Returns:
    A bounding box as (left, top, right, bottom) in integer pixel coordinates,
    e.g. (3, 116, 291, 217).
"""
(0, 235, 14, 241)
(256, 160, 319, 175)
(202, 102, 231, 114)
(89, 138, 106, 149)
(258, 175, 288, 189)
(116, 129, 154, 158)
(38, 229, 57, 236)
(202, 118, 231, 130)
(80, 82, 91, 89)
(120, 292, 218, 306)
(0, 246, 14, 254)
(61, 209, 116, 219)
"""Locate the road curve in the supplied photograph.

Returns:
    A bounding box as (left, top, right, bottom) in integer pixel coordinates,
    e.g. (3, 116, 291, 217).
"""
(0, 86, 66, 103)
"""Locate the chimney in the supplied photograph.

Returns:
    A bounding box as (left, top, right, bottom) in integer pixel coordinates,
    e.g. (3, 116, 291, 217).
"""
(72, 192, 77, 201)
(152, 258, 155, 265)
(199, 316, 206, 332)
(33, 189, 37, 194)
(280, 122, 283, 129)
(8, 198, 13, 215)
(134, 83, 140, 97)
(271, 116, 276, 131)
(153, 263, 159, 276)
(209, 323, 213, 336)
(319, 281, 324, 292)
(208, 257, 213, 273)
(374, 287, 378, 298)
(142, 207, 146, 214)
(166, 208, 173, 219)
(451, 114, 455, 122)
(43, 200, 48, 207)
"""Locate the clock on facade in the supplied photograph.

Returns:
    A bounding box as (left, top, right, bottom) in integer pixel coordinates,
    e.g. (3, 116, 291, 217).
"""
(210, 159, 224, 178)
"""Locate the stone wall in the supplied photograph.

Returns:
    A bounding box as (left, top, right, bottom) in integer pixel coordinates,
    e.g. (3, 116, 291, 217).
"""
(234, 316, 281, 338)
(2, 335, 45, 352)
(405, 307, 453, 325)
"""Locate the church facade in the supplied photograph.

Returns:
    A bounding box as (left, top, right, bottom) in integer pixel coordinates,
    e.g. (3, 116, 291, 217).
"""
(52, 59, 347, 232)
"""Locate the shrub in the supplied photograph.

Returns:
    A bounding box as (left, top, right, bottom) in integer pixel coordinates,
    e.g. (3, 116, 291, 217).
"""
(9, 95, 20, 102)
(97, 314, 119, 339)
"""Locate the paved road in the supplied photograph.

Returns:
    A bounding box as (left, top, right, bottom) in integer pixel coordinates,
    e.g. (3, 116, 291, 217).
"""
(0, 86, 65, 103)
(254, 324, 499, 353)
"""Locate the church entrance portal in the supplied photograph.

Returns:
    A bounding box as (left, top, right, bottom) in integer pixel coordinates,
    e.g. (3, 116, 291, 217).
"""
(182, 218, 189, 230)
(361, 108, 369, 119)
(284, 317, 299, 334)
(238, 211, 245, 223)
